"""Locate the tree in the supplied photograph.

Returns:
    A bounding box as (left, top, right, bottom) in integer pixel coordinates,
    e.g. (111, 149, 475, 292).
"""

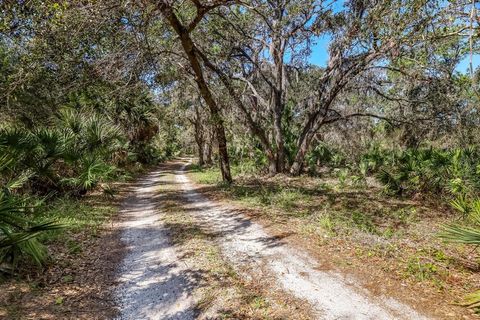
(136, 0, 460, 176)
(216, 0, 322, 173)
(153, 0, 233, 182)
(288, 0, 454, 174)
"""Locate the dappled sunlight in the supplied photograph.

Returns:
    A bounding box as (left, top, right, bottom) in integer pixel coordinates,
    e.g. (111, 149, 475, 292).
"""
(166, 160, 430, 319)
(2, 0, 479, 317)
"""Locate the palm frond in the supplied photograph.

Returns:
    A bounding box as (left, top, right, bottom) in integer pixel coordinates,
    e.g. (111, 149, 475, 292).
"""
(449, 194, 470, 217)
(0, 196, 63, 266)
(438, 224, 480, 245)
(376, 169, 402, 194)
(3, 170, 33, 194)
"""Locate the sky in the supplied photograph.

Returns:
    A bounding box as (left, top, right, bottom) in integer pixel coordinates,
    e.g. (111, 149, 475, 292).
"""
(308, 35, 331, 67)
(307, 35, 480, 74)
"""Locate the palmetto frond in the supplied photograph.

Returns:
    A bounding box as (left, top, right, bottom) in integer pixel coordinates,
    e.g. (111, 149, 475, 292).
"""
(61, 156, 116, 191)
(0, 127, 35, 154)
(463, 290, 480, 308)
(2, 170, 33, 195)
(34, 128, 66, 159)
(376, 169, 402, 194)
(0, 193, 63, 266)
(439, 224, 480, 245)
(84, 115, 123, 153)
(449, 194, 470, 217)
(58, 108, 84, 134)
(0, 221, 63, 266)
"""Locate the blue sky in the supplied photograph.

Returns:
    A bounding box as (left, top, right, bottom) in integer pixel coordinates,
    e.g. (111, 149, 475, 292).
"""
(308, 35, 479, 74)
(457, 54, 480, 73)
(308, 35, 331, 67)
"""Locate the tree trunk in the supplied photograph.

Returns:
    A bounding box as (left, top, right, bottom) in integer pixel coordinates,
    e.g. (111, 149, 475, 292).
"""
(267, 153, 277, 176)
(205, 139, 213, 165)
(271, 30, 286, 173)
(159, 3, 232, 183)
(272, 90, 285, 173)
(214, 119, 231, 182)
(290, 134, 311, 176)
(208, 111, 231, 181)
(290, 112, 320, 176)
(204, 128, 214, 165)
(193, 104, 205, 166)
(196, 139, 205, 166)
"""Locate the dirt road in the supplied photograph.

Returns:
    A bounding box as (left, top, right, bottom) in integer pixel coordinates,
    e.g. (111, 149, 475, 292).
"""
(115, 160, 429, 319)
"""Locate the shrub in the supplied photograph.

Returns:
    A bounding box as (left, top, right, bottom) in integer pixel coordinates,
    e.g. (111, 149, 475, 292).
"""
(374, 147, 480, 196)
(0, 156, 62, 269)
(439, 195, 480, 309)
(306, 143, 347, 174)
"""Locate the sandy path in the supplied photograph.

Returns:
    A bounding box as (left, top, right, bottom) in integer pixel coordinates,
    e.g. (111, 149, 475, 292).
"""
(115, 162, 430, 319)
(115, 169, 196, 320)
(176, 162, 429, 320)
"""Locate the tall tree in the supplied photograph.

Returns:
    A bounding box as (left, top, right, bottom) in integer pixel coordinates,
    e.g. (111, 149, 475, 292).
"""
(153, 0, 233, 182)
(208, 0, 323, 173)
(288, 0, 450, 174)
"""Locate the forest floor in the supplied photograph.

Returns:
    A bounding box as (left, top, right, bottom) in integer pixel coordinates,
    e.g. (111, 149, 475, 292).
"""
(1, 159, 479, 319)
(0, 183, 128, 319)
(0, 164, 148, 319)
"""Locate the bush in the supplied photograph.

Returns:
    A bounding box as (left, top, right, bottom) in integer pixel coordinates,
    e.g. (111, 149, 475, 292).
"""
(373, 147, 480, 196)
(0, 156, 62, 269)
(0, 104, 163, 270)
(306, 143, 346, 174)
(439, 195, 480, 309)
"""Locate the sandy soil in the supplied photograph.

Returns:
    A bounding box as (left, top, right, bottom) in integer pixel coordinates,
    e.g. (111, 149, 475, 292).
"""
(115, 169, 197, 320)
(114, 159, 433, 319)
(175, 161, 430, 320)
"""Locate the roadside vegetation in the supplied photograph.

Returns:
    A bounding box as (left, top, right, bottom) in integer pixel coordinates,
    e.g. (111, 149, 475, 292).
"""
(1, 193, 121, 319)
(0, 4, 182, 316)
(1, 0, 479, 317)
(188, 144, 480, 317)
(0, 82, 176, 269)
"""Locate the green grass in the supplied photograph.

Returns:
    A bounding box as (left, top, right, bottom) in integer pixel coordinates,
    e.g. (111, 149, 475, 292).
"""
(350, 211, 378, 234)
(188, 164, 395, 234)
(34, 196, 116, 244)
(192, 164, 422, 237)
(404, 256, 439, 281)
(227, 187, 312, 216)
(188, 161, 262, 185)
(317, 214, 335, 233)
(188, 164, 223, 185)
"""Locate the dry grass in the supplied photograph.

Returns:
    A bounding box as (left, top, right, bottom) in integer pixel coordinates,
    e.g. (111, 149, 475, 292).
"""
(188, 165, 480, 319)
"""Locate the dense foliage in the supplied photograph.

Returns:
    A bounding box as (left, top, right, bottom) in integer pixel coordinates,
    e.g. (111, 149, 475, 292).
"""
(0, 2, 187, 268)
(1, 0, 479, 307)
